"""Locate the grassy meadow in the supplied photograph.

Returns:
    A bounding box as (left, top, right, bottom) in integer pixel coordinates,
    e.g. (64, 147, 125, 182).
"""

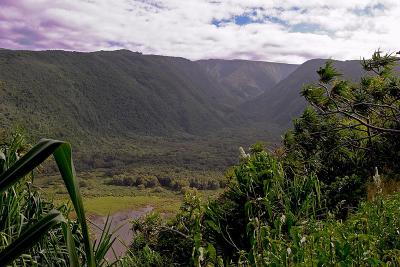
(29, 127, 273, 216)
(34, 169, 225, 216)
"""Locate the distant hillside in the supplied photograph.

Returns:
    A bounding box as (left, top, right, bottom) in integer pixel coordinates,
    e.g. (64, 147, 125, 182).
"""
(0, 49, 240, 140)
(240, 59, 367, 129)
(197, 59, 297, 102)
(2, 49, 386, 145)
(2, 49, 393, 175)
(0, 49, 300, 142)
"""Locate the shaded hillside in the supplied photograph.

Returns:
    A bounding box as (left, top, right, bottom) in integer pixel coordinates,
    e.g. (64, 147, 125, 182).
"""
(197, 59, 297, 102)
(0, 49, 240, 140)
(0, 49, 301, 143)
(240, 59, 367, 129)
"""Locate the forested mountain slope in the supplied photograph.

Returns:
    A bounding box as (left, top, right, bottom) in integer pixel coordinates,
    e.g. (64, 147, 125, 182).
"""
(197, 59, 297, 102)
(0, 49, 299, 142)
(3, 49, 388, 144)
(0, 49, 239, 139)
(240, 59, 367, 128)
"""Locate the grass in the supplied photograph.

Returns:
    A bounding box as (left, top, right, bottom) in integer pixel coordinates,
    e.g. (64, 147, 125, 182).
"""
(82, 195, 182, 216)
(367, 174, 400, 200)
(82, 188, 223, 216)
(34, 168, 225, 216)
(35, 172, 224, 216)
(55, 188, 223, 216)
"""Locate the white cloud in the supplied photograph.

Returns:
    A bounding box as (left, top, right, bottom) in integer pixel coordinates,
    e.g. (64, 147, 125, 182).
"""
(0, 0, 399, 63)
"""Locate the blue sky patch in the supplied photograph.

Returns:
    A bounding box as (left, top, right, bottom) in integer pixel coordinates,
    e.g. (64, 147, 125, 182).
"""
(212, 18, 231, 27)
(353, 3, 384, 16)
(212, 10, 287, 28)
(234, 15, 252, 25)
(290, 23, 320, 33)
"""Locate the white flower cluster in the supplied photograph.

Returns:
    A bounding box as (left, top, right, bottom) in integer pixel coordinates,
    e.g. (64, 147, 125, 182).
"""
(239, 147, 250, 160)
(373, 167, 382, 196)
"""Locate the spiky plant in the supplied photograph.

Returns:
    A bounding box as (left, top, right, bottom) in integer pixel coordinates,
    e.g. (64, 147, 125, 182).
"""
(0, 133, 118, 266)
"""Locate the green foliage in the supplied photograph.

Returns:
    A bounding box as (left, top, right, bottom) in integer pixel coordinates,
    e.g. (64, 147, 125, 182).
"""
(0, 133, 118, 266)
(303, 51, 400, 134)
(107, 172, 223, 191)
(127, 190, 203, 266)
(257, 192, 400, 266)
(130, 145, 400, 266)
(286, 51, 400, 215)
(126, 149, 321, 266)
(121, 51, 400, 266)
(0, 134, 85, 266)
(316, 60, 342, 83)
(249, 141, 266, 154)
(200, 149, 321, 265)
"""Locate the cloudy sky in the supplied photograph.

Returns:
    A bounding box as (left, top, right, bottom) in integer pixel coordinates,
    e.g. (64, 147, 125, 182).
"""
(0, 0, 399, 63)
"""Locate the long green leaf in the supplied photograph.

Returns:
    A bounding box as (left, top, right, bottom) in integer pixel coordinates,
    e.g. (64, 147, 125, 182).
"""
(0, 139, 95, 266)
(0, 210, 64, 266)
(62, 222, 79, 267)
(53, 142, 95, 267)
(0, 139, 61, 193)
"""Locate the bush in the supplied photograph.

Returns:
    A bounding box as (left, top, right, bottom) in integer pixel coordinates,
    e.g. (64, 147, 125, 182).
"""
(145, 176, 159, 188)
(129, 192, 200, 266)
(158, 176, 172, 187)
(207, 180, 220, 190)
(171, 179, 189, 191)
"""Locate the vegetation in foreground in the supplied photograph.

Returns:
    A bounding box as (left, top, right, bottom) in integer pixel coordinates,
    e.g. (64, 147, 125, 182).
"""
(129, 151, 400, 266)
(124, 51, 400, 266)
(0, 51, 399, 266)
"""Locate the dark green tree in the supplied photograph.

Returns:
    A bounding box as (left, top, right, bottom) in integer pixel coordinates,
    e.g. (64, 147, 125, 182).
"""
(284, 51, 400, 215)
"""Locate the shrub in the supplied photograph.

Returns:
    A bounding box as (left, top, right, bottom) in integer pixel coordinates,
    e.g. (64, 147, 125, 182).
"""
(206, 180, 220, 190)
(129, 191, 200, 266)
(157, 176, 172, 187)
(145, 176, 159, 188)
(171, 179, 189, 191)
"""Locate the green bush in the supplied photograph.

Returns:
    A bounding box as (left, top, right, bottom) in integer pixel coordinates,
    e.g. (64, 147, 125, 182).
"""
(284, 51, 400, 216)
(127, 146, 400, 266)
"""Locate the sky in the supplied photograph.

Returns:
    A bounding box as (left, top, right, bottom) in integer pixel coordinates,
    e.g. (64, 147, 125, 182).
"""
(0, 0, 399, 63)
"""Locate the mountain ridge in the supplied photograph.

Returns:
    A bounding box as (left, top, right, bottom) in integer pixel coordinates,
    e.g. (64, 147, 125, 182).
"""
(0, 48, 296, 142)
(2, 48, 385, 142)
(239, 59, 369, 129)
(197, 59, 298, 102)
(2, 48, 393, 173)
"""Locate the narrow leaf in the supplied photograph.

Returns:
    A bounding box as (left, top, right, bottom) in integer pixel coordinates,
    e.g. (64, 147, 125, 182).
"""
(0, 210, 65, 266)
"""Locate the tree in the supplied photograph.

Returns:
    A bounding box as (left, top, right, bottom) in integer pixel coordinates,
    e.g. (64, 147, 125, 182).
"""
(302, 51, 400, 134)
(284, 51, 400, 215)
